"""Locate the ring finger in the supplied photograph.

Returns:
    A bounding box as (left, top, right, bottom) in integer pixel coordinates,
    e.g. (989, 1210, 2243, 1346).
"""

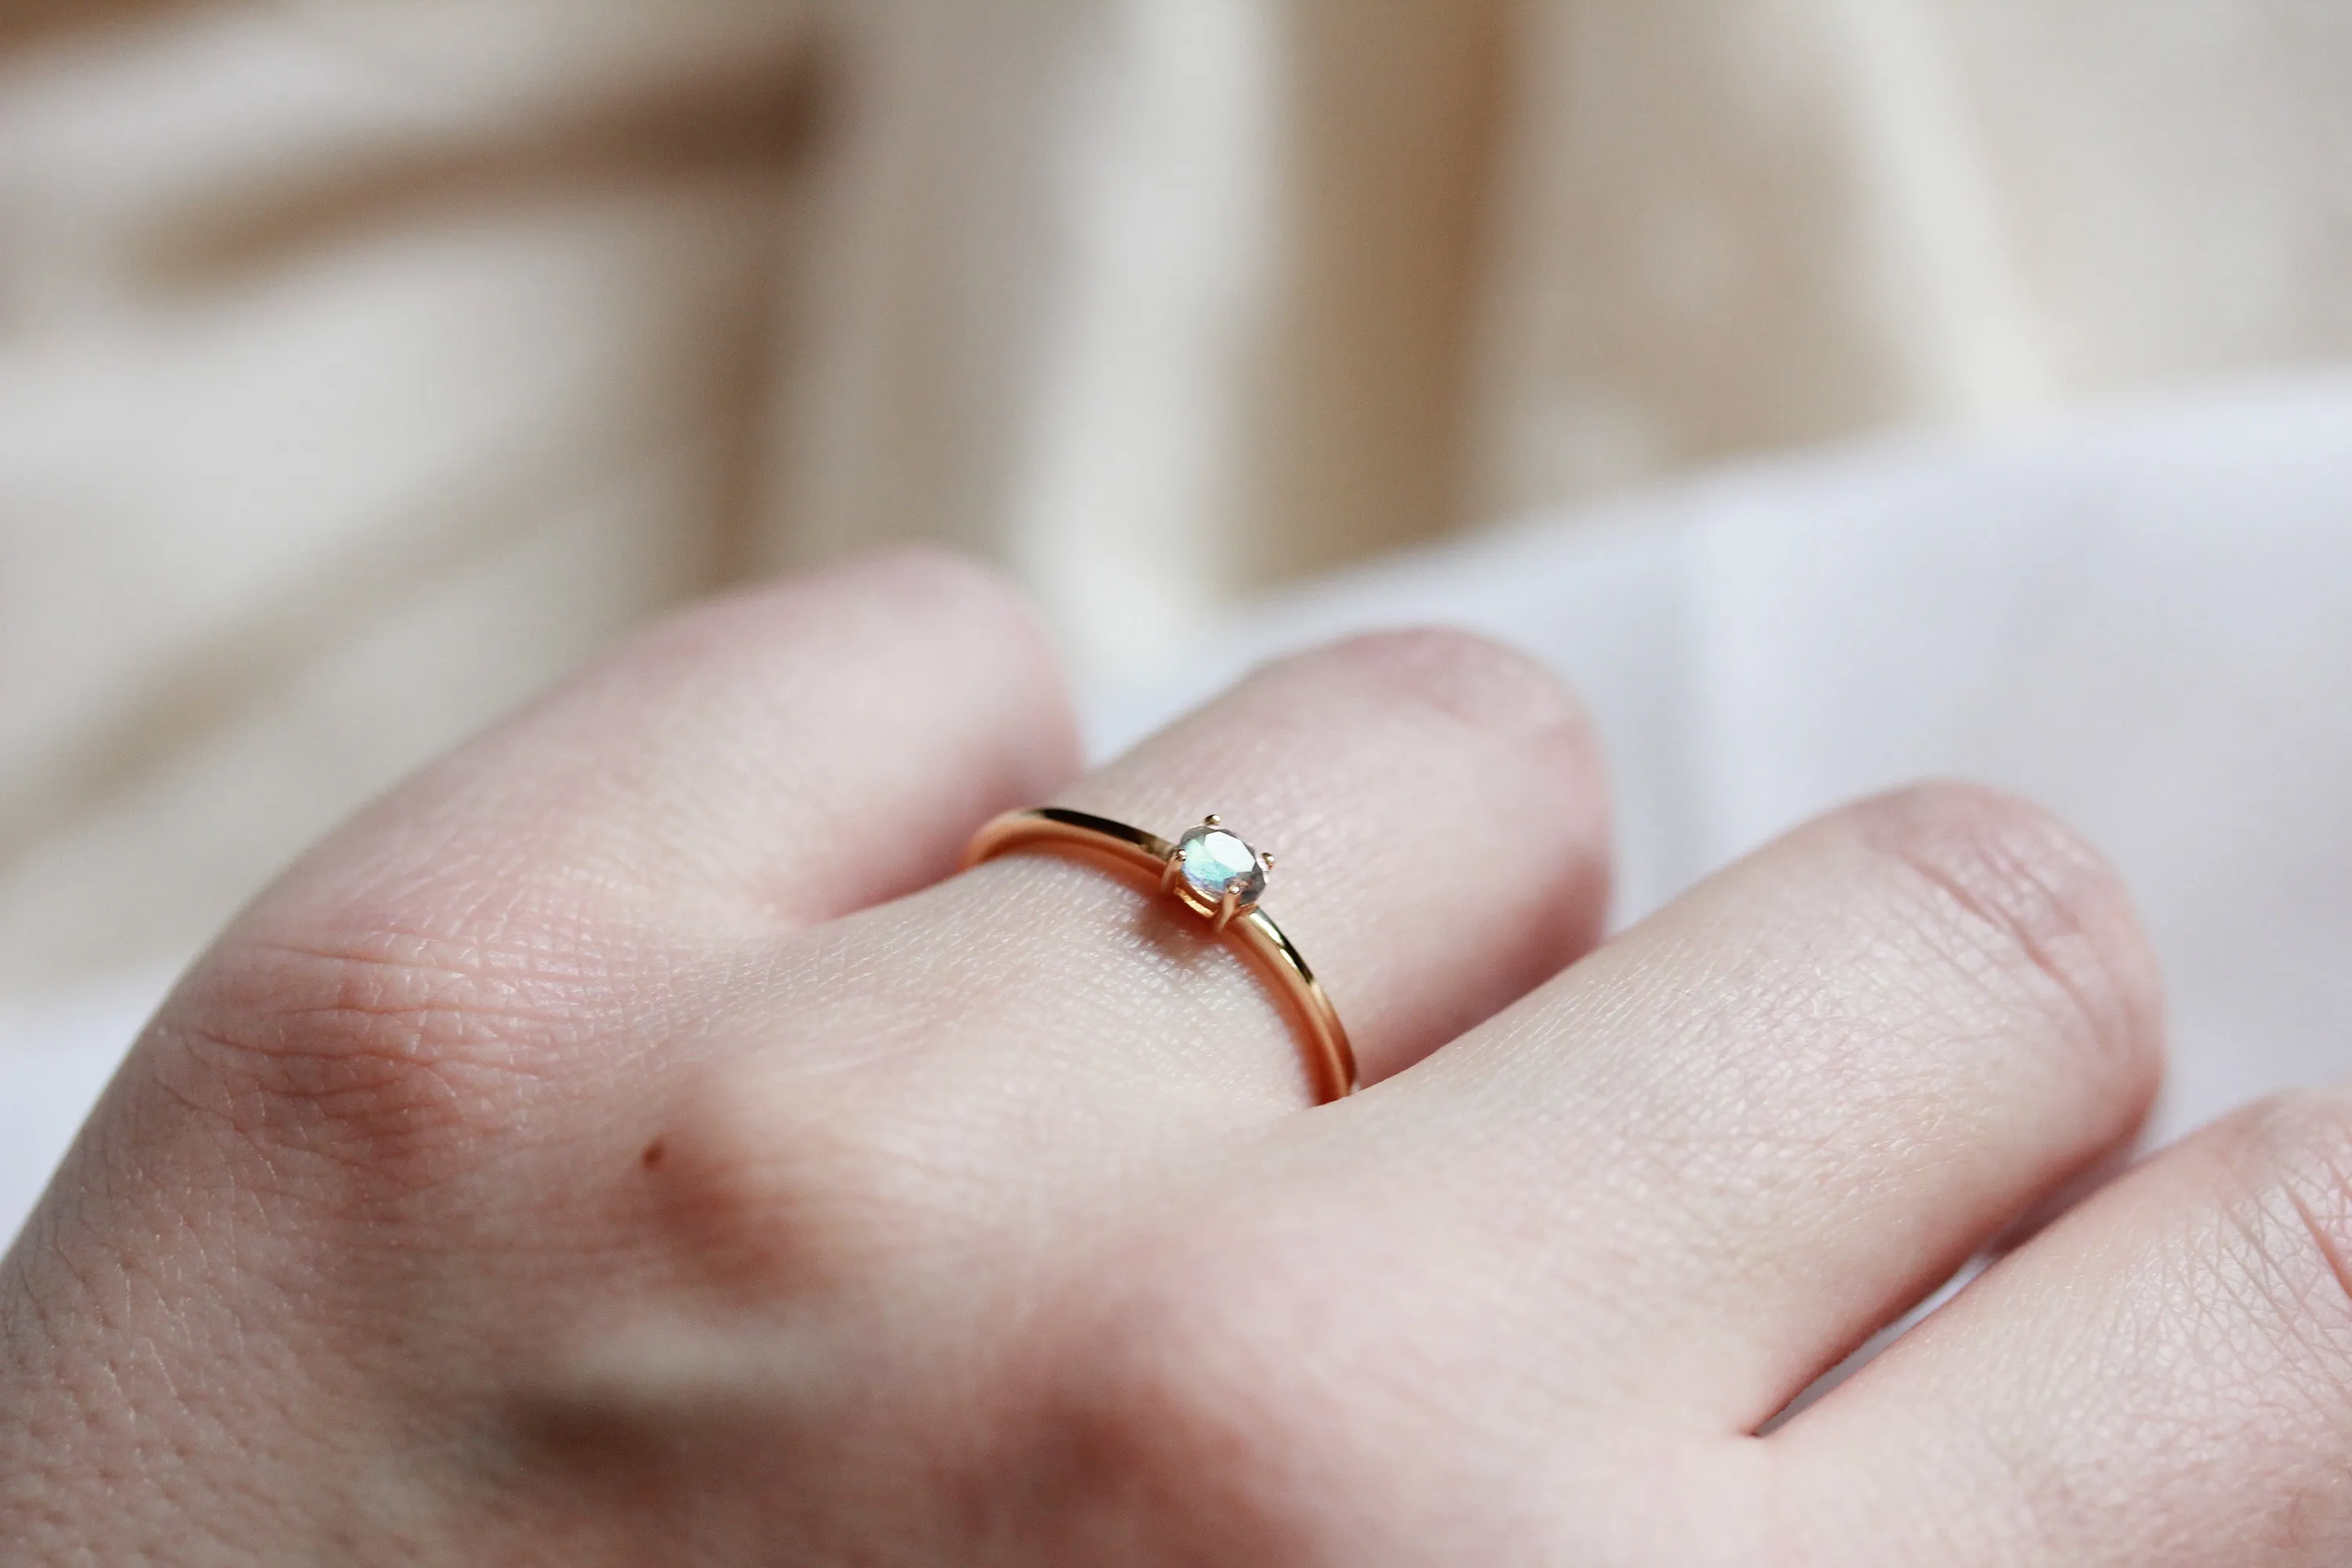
(659, 630, 1613, 1249)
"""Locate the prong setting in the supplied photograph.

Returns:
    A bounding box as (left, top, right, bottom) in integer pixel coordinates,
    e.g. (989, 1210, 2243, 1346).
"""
(1166, 817, 1269, 925)
(965, 805, 1356, 1102)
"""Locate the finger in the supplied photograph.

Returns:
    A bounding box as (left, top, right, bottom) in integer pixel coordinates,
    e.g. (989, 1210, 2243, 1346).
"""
(245, 549, 1079, 945)
(735, 630, 1610, 1128)
(1778, 1087, 2352, 1566)
(1053, 630, 1610, 1089)
(1345, 784, 2162, 1428)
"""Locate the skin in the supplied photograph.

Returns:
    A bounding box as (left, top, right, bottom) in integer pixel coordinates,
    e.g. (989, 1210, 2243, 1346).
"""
(2, 548, 2348, 1564)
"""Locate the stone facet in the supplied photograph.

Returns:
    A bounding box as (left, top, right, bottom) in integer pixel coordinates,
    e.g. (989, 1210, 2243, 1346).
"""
(1174, 823, 1267, 910)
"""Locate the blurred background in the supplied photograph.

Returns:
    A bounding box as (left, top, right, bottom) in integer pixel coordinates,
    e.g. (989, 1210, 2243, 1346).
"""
(5, 0, 2352, 1016)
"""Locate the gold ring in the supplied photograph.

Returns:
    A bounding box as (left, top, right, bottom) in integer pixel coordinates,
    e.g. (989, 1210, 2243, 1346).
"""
(961, 808, 1359, 1104)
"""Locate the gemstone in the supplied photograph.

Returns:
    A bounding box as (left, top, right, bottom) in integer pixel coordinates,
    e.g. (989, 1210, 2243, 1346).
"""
(1174, 822, 1266, 909)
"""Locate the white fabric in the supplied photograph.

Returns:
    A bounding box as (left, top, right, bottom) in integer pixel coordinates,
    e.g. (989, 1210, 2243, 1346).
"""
(11, 375, 2352, 1241)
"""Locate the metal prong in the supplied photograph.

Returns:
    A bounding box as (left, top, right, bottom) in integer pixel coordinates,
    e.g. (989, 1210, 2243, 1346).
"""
(1213, 885, 1240, 934)
(1258, 851, 1276, 871)
(1161, 854, 1181, 893)
(1203, 813, 1221, 827)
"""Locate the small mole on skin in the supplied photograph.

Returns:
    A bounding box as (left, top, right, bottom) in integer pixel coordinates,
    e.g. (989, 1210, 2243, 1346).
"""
(641, 1138, 666, 1170)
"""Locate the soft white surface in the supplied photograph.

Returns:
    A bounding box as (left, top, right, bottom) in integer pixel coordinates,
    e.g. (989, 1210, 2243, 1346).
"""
(9, 374, 2352, 1245)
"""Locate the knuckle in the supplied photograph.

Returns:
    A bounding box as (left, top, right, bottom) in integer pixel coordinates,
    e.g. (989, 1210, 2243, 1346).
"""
(691, 546, 1047, 669)
(2205, 1091, 2352, 1377)
(822, 547, 1056, 673)
(637, 550, 1073, 792)
(844, 544, 1038, 625)
(157, 914, 590, 1178)
(1302, 626, 1592, 742)
(1852, 782, 2161, 1080)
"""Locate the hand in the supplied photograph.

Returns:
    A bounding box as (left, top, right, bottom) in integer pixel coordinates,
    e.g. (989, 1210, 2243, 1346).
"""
(3, 551, 2346, 1565)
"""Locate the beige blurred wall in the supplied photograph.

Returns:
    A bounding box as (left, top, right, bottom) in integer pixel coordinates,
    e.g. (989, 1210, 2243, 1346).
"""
(4, 0, 2351, 987)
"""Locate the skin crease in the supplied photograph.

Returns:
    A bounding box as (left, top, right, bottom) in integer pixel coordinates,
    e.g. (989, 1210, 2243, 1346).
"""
(2, 550, 2351, 1564)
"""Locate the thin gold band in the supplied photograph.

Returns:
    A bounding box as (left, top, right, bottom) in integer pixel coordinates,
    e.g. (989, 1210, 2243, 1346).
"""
(961, 807, 1359, 1104)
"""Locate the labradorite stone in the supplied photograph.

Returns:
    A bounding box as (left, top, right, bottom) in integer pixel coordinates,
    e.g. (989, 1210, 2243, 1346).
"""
(1174, 825, 1266, 907)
